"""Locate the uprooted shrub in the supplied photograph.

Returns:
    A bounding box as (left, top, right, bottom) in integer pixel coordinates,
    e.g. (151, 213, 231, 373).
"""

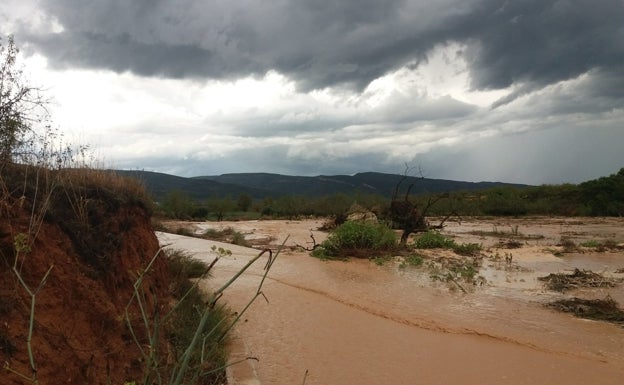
(312, 221, 397, 259)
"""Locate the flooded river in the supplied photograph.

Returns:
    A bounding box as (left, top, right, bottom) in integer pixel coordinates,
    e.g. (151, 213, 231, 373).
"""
(158, 217, 624, 384)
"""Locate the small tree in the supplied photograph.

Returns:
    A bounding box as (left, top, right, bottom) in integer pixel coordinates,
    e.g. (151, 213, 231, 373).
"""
(0, 35, 48, 163)
(237, 193, 252, 212)
(161, 190, 194, 218)
(388, 165, 459, 246)
(206, 196, 235, 221)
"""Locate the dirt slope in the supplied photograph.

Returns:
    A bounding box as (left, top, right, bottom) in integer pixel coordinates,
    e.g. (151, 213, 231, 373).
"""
(1, 191, 170, 384)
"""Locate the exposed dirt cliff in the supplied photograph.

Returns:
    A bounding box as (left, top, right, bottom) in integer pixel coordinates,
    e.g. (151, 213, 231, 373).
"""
(0, 166, 171, 384)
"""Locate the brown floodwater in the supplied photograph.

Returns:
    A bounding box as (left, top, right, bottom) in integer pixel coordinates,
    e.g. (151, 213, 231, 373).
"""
(158, 217, 624, 385)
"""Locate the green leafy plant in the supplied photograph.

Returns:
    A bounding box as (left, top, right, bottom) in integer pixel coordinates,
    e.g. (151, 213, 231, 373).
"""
(580, 240, 601, 248)
(398, 254, 424, 269)
(413, 231, 456, 249)
(452, 242, 482, 256)
(580, 239, 620, 251)
(312, 221, 397, 259)
(413, 232, 481, 256)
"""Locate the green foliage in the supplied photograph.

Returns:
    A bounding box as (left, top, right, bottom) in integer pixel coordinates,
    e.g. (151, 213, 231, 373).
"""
(580, 239, 619, 251)
(236, 193, 253, 212)
(480, 186, 528, 216)
(161, 249, 228, 385)
(580, 240, 601, 248)
(452, 242, 482, 257)
(202, 227, 234, 240)
(210, 245, 232, 257)
(450, 263, 479, 281)
(579, 168, 624, 216)
(372, 255, 392, 266)
(413, 232, 481, 256)
(413, 232, 456, 249)
(205, 196, 235, 221)
(153, 168, 624, 220)
(174, 227, 194, 237)
(398, 253, 424, 269)
(427, 257, 483, 289)
(201, 227, 250, 246)
(161, 190, 194, 219)
(167, 249, 211, 280)
(165, 288, 228, 385)
(230, 231, 250, 247)
(313, 221, 397, 259)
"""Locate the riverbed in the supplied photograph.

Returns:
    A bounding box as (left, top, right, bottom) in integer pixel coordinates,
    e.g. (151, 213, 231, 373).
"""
(158, 217, 624, 385)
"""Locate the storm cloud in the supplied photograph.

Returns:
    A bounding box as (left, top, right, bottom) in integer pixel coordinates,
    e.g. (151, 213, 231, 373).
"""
(11, 0, 624, 93)
(1, 0, 623, 184)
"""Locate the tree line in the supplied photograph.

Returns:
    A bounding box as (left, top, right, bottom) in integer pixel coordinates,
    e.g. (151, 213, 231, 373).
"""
(157, 167, 624, 220)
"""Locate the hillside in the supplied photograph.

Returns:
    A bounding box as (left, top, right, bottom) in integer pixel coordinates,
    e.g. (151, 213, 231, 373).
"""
(115, 170, 272, 201)
(199, 172, 526, 196)
(119, 170, 527, 201)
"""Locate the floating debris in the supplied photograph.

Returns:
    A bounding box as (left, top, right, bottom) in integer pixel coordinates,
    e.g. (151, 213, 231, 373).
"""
(538, 268, 622, 292)
(548, 296, 624, 326)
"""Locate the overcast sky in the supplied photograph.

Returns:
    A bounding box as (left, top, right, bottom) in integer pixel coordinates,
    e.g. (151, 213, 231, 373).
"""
(2, 0, 623, 184)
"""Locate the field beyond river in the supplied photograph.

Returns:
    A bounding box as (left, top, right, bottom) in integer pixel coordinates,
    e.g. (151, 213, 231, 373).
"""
(158, 217, 624, 385)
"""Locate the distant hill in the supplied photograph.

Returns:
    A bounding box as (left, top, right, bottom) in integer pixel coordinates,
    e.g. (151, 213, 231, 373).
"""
(117, 170, 527, 201)
(114, 170, 272, 201)
(196, 172, 525, 197)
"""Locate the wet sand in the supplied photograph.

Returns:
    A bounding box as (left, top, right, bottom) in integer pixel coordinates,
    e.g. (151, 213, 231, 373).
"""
(158, 217, 624, 385)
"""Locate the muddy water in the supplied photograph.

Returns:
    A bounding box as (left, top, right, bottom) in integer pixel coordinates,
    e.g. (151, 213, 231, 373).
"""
(157, 219, 624, 385)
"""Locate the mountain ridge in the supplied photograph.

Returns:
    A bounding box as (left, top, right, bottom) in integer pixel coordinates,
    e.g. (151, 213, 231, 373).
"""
(117, 170, 528, 201)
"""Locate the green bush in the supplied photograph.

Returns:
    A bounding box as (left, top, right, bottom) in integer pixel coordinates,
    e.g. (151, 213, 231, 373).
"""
(580, 240, 601, 248)
(580, 239, 619, 252)
(313, 221, 397, 259)
(413, 232, 456, 249)
(413, 232, 481, 256)
(452, 242, 482, 256)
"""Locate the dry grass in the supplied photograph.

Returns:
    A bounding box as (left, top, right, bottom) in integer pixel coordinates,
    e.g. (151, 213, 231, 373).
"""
(58, 168, 153, 209)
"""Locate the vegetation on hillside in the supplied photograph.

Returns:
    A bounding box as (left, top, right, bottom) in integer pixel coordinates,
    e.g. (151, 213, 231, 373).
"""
(150, 167, 624, 225)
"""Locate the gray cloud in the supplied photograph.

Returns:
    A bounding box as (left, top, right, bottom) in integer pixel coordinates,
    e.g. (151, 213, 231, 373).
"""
(3, 0, 623, 184)
(15, 0, 622, 94)
(459, 0, 624, 90)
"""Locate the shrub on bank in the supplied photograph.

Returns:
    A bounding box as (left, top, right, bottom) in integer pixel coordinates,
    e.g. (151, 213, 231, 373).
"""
(312, 221, 397, 259)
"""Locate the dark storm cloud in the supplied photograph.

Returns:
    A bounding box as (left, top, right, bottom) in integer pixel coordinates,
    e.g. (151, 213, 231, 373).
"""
(457, 0, 624, 90)
(19, 0, 623, 93)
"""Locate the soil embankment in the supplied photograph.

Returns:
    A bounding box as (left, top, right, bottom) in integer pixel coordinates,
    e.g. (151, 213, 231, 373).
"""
(160, 217, 624, 385)
(1, 183, 170, 385)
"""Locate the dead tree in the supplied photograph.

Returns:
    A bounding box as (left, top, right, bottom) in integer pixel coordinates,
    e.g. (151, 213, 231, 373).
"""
(388, 165, 461, 246)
